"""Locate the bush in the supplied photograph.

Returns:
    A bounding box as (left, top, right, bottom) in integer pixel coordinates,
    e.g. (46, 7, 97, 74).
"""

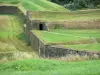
(51, 0, 100, 10)
(87, 3, 95, 9)
(97, 5, 100, 8)
(64, 2, 82, 10)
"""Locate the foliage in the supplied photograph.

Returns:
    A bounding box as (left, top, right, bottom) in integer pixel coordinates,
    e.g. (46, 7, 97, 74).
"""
(49, 0, 100, 10)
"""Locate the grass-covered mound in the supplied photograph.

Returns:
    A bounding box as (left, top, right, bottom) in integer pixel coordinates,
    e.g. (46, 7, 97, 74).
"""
(32, 29, 100, 51)
(30, 9, 100, 21)
(0, 59, 100, 75)
(0, 0, 67, 11)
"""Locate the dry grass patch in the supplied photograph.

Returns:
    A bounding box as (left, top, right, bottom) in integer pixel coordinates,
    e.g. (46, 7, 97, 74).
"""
(0, 15, 10, 31)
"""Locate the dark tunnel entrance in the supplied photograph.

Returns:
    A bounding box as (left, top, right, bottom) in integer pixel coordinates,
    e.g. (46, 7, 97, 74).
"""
(39, 24, 44, 30)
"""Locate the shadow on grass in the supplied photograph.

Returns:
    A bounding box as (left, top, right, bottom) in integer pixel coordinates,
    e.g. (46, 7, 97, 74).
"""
(16, 33, 30, 46)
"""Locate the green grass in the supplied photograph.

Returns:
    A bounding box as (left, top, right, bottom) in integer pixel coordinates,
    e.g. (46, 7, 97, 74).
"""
(32, 29, 100, 43)
(0, 59, 100, 75)
(50, 29, 100, 38)
(32, 29, 100, 51)
(0, 14, 38, 58)
(30, 10, 100, 21)
(0, 0, 67, 11)
(0, 15, 22, 38)
(64, 43, 100, 51)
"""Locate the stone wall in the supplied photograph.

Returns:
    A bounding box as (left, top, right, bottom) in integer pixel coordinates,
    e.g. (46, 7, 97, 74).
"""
(0, 6, 24, 15)
(0, 6, 18, 14)
(25, 11, 100, 34)
(0, 5, 26, 22)
(25, 12, 48, 39)
(26, 19, 100, 30)
(27, 11, 100, 30)
(30, 31, 45, 57)
(45, 45, 100, 58)
(29, 31, 100, 58)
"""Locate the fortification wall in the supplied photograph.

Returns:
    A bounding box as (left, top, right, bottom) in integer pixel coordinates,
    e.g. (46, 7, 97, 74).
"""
(0, 6, 18, 14)
(45, 45, 100, 58)
(1, 5, 99, 58)
(30, 31, 45, 57)
(30, 31, 100, 58)
(26, 20, 100, 30)
(25, 12, 48, 39)
(0, 5, 26, 24)
(28, 11, 100, 30)
(0, 6, 25, 15)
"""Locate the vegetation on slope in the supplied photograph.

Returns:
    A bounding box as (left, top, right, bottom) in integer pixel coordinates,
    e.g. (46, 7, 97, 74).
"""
(49, 0, 100, 10)
(30, 10, 100, 21)
(0, 0, 100, 75)
(33, 29, 100, 43)
(32, 29, 100, 51)
(0, 59, 100, 75)
(0, 0, 67, 11)
(0, 15, 38, 60)
(65, 43, 100, 51)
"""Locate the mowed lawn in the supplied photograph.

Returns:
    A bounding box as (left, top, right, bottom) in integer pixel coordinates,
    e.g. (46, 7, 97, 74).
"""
(64, 43, 100, 51)
(32, 29, 100, 51)
(30, 10, 100, 21)
(0, 59, 100, 75)
(0, 0, 66, 11)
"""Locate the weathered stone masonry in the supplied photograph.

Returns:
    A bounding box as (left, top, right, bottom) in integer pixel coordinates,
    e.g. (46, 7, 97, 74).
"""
(29, 31, 100, 58)
(0, 5, 25, 16)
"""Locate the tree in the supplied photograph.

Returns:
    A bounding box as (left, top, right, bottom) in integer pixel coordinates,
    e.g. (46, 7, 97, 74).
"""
(49, 0, 100, 10)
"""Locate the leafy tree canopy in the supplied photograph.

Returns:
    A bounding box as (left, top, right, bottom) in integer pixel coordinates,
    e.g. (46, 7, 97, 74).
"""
(48, 0, 100, 10)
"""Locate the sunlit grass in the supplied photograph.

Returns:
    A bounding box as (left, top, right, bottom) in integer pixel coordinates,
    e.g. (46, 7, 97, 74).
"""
(0, 59, 100, 75)
(30, 10, 100, 21)
(0, 0, 67, 11)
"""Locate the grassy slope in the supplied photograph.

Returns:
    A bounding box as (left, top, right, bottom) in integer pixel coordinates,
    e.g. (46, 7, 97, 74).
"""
(0, 0, 67, 11)
(0, 15, 22, 38)
(30, 10, 100, 21)
(32, 30, 88, 43)
(33, 29, 100, 43)
(0, 1, 100, 75)
(0, 59, 100, 75)
(32, 29, 100, 51)
(0, 15, 38, 59)
(65, 43, 100, 51)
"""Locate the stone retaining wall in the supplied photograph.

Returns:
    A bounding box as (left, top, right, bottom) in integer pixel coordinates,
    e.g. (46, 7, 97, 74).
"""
(0, 6, 18, 14)
(27, 11, 100, 30)
(45, 45, 100, 58)
(30, 31, 45, 57)
(0, 6, 24, 15)
(30, 31, 100, 58)
(25, 12, 48, 39)
(0, 5, 26, 24)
